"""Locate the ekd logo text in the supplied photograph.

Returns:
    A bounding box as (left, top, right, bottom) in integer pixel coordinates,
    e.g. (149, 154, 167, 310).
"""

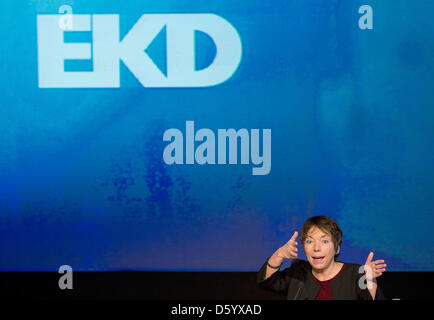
(36, 14, 242, 88)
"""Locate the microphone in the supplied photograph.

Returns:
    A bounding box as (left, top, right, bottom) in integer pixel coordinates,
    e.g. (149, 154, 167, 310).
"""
(293, 282, 304, 300)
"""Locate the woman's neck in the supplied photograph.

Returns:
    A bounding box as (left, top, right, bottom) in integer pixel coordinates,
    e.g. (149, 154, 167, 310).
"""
(312, 261, 343, 281)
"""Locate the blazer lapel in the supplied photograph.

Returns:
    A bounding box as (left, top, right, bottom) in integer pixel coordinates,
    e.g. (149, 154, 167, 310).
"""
(303, 272, 320, 300)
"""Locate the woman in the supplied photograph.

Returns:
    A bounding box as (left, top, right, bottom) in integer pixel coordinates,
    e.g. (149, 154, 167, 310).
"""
(258, 215, 387, 300)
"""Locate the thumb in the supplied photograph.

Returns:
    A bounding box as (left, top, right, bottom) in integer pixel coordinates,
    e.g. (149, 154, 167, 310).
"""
(365, 251, 374, 265)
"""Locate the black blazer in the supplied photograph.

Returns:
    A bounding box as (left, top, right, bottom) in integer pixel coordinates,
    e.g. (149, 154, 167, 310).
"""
(258, 259, 385, 300)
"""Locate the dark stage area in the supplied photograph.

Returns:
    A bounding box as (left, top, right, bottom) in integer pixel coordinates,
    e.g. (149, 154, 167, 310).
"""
(1, 271, 432, 300)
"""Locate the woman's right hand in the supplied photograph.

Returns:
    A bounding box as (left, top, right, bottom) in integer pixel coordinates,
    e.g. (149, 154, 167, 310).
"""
(265, 231, 299, 278)
(277, 231, 299, 260)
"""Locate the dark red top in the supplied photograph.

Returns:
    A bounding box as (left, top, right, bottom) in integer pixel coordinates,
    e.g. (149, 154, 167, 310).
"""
(314, 264, 346, 300)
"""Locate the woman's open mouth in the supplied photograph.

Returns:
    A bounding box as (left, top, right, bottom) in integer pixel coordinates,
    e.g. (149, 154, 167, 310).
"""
(312, 256, 325, 263)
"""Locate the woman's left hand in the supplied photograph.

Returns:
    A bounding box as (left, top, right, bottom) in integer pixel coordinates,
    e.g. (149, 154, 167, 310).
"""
(364, 252, 387, 281)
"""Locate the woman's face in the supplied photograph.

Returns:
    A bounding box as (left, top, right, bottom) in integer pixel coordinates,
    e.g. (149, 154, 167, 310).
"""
(303, 226, 339, 271)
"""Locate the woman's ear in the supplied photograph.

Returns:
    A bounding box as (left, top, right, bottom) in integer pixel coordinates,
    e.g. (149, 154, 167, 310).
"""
(334, 246, 341, 261)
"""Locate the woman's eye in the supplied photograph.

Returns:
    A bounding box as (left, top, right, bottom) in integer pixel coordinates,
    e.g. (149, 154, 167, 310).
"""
(323, 240, 329, 244)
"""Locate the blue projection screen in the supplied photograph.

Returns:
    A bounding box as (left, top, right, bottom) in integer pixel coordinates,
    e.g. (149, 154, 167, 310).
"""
(1, 1, 433, 271)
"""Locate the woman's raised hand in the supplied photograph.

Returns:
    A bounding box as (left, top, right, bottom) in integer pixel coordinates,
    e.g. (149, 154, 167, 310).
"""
(364, 251, 387, 281)
(277, 231, 299, 260)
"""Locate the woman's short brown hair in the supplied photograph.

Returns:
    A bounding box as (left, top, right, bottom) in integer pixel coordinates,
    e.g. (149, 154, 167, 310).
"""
(300, 215, 343, 261)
